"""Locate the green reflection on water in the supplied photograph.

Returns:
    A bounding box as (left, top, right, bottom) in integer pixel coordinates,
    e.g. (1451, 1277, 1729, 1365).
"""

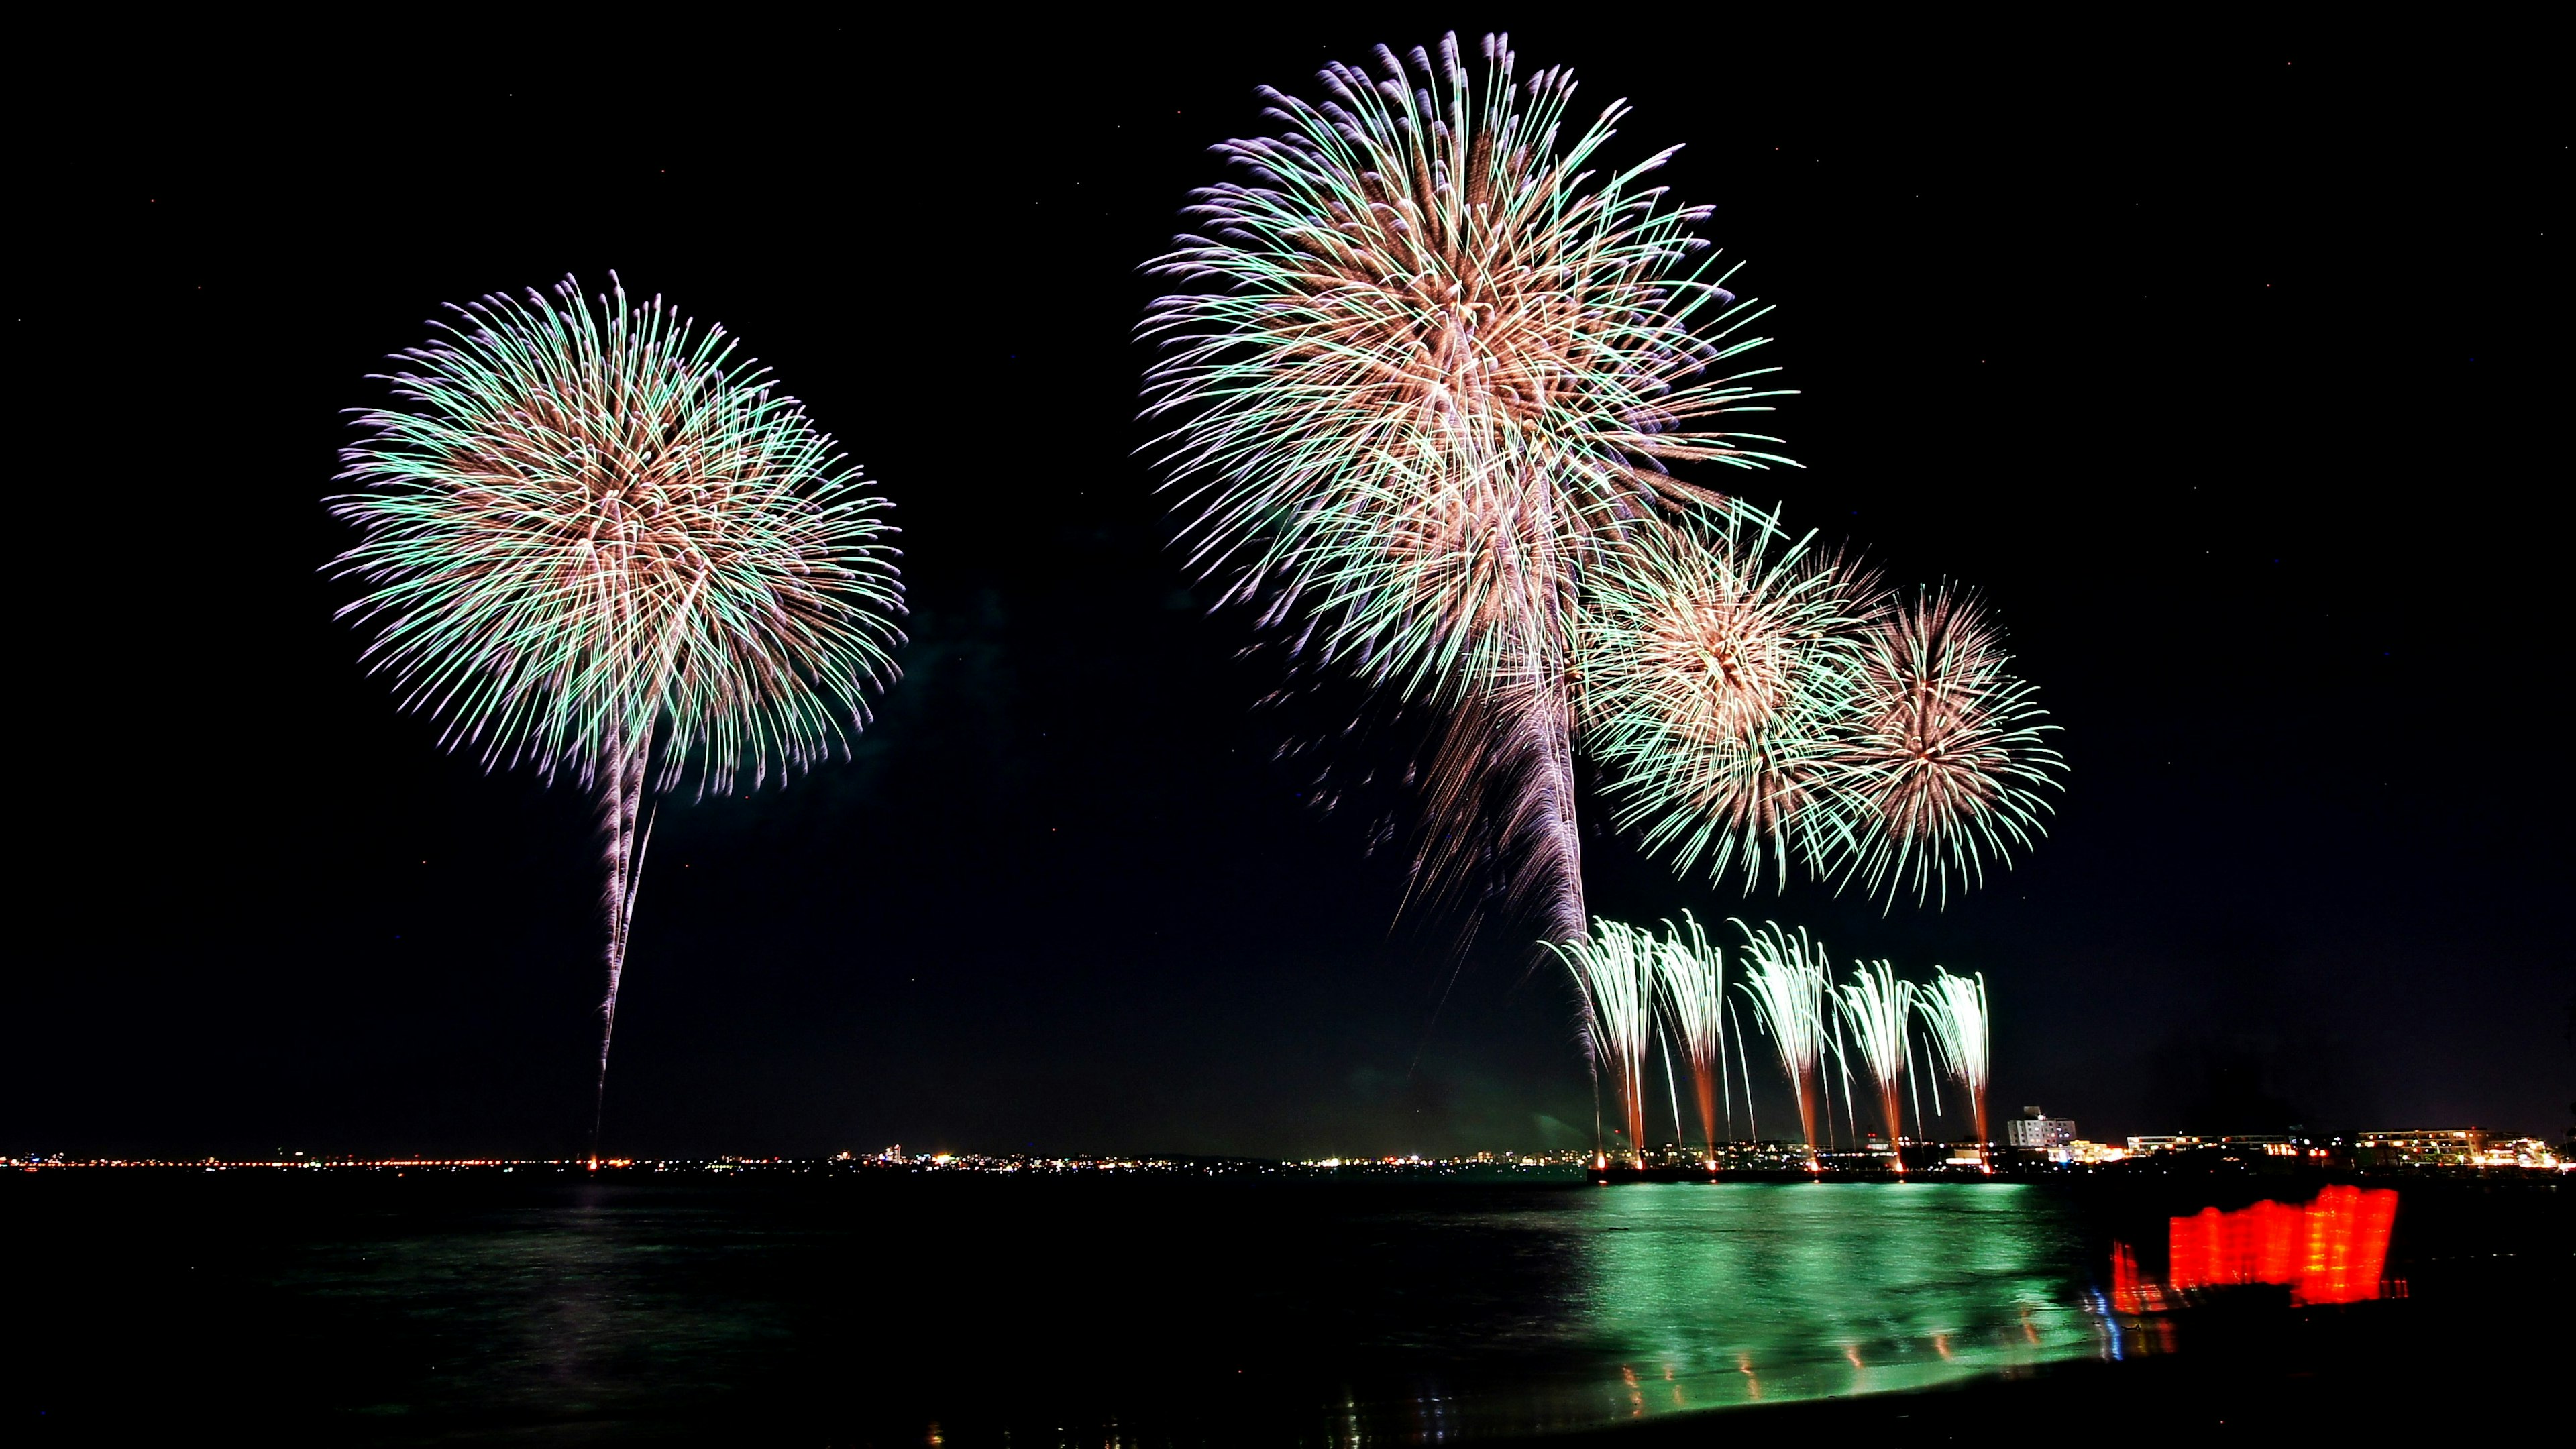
(1549, 1183, 2100, 1426)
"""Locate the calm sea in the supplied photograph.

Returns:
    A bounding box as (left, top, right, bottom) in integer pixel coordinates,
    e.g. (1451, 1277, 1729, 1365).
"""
(19, 1167, 2557, 1443)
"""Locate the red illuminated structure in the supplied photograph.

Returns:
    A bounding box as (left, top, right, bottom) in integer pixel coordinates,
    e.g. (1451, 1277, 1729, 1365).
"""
(2165, 1183, 2398, 1305)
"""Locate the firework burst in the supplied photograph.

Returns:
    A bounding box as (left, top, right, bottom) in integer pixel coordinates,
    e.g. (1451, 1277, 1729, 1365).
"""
(1550, 918, 1659, 1164)
(1578, 503, 1876, 892)
(1835, 586, 2063, 906)
(330, 275, 904, 1145)
(1144, 32, 1792, 939)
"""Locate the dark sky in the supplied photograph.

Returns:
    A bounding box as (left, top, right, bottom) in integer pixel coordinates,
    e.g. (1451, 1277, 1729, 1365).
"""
(13, 16, 2565, 1160)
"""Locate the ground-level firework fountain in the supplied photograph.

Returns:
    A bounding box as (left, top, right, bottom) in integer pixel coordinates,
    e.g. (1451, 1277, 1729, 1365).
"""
(1833, 960, 1914, 1163)
(1568, 916, 1998, 1173)
(1652, 914, 1729, 1161)
(1915, 968, 1992, 1150)
(1734, 922, 1831, 1165)
(1552, 920, 1656, 1165)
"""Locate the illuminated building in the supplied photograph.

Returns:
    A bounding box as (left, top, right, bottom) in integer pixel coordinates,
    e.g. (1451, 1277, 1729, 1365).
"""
(2127, 1132, 2306, 1157)
(2473, 1137, 2563, 1169)
(2215, 1134, 2301, 1157)
(2353, 1128, 2483, 1167)
(2004, 1106, 2075, 1149)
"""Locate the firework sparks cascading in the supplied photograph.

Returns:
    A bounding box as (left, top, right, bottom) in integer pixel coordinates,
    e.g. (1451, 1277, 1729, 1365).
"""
(1550, 918, 1658, 1164)
(1143, 32, 1792, 942)
(1141, 33, 2058, 1144)
(1580, 504, 1874, 893)
(1835, 587, 2063, 906)
(1649, 913, 1727, 1159)
(1831, 961, 1914, 1155)
(329, 276, 906, 1150)
(1731, 920, 1831, 1158)
(1915, 967, 1993, 1146)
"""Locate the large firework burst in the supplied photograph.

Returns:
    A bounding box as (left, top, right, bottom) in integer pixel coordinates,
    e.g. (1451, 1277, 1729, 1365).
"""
(1834, 586, 2063, 906)
(1578, 503, 1875, 892)
(329, 276, 904, 1144)
(1144, 32, 1791, 940)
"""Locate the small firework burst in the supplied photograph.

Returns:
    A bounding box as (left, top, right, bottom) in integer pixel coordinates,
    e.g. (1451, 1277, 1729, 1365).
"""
(1578, 504, 1876, 892)
(1835, 587, 2063, 906)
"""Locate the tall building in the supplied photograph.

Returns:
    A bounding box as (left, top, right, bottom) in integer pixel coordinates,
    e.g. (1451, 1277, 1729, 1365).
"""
(2005, 1106, 2076, 1149)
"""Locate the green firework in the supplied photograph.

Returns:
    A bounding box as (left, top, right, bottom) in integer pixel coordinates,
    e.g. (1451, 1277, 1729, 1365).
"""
(1578, 503, 1875, 892)
(329, 275, 904, 1142)
(1144, 32, 1793, 938)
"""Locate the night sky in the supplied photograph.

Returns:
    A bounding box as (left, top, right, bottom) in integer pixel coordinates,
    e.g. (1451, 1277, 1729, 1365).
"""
(15, 17, 2564, 1161)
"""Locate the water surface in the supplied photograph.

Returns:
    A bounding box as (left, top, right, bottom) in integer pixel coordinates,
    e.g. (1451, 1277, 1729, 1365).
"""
(20, 1173, 2155, 1443)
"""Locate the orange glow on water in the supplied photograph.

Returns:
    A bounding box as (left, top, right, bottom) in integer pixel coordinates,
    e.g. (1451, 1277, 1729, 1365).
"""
(2165, 1184, 2397, 1305)
(2108, 1241, 2169, 1314)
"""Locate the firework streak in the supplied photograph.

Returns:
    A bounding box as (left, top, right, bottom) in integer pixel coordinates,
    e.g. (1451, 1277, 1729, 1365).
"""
(330, 276, 904, 1146)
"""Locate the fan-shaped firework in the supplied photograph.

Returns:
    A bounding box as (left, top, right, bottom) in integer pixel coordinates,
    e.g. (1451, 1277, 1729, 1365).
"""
(1650, 912, 1729, 1158)
(1144, 32, 1792, 939)
(329, 275, 905, 1143)
(1549, 918, 1659, 1163)
(1732, 919, 1831, 1156)
(1831, 960, 1914, 1151)
(1835, 586, 2062, 906)
(1915, 967, 1993, 1146)
(1579, 503, 1874, 892)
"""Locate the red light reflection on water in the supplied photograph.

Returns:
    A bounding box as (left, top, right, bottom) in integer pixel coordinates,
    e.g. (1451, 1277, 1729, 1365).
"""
(2164, 1184, 2398, 1305)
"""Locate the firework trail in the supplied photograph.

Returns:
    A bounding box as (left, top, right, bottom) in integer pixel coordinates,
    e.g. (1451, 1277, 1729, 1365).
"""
(1831, 960, 1914, 1152)
(1650, 912, 1728, 1159)
(1835, 586, 2063, 906)
(1731, 920, 1831, 1157)
(1550, 918, 1659, 1163)
(330, 276, 905, 1149)
(1915, 967, 1993, 1145)
(1144, 32, 1792, 941)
